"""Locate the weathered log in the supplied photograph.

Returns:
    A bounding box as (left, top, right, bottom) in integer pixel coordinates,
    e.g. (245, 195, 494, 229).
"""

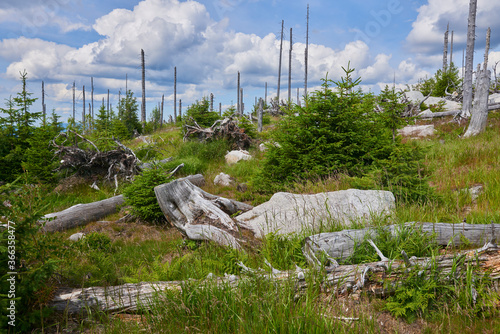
(41, 174, 206, 232)
(303, 222, 500, 264)
(50, 245, 500, 314)
(41, 195, 125, 232)
(183, 117, 251, 150)
(154, 177, 254, 249)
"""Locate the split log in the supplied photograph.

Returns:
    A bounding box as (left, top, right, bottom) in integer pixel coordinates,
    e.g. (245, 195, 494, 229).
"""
(154, 177, 254, 249)
(41, 174, 206, 232)
(303, 222, 500, 264)
(50, 244, 500, 314)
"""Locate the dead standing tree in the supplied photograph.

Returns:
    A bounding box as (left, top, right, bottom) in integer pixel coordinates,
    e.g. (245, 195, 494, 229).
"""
(464, 27, 491, 137)
(460, 0, 477, 119)
(141, 49, 146, 129)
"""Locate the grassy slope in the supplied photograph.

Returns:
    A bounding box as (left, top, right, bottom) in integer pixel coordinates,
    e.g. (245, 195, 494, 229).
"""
(41, 114, 500, 333)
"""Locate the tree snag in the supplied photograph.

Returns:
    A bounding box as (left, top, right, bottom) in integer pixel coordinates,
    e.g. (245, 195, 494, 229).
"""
(154, 177, 254, 249)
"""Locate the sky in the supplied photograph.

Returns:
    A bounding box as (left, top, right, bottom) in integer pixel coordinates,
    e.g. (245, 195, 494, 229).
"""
(0, 0, 499, 123)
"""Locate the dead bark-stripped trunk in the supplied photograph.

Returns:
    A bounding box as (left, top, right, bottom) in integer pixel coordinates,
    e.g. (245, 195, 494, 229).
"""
(174, 67, 177, 123)
(51, 246, 500, 314)
(464, 27, 491, 138)
(82, 85, 85, 131)
(277, 20, 284, 103)
(257, 98, 264, 133)
(42, 81, 46, 125)
(141, 49, 146, 129)
(460, 0, 477, 119)
(72, 81, 75, 120)
(443, 23, 449, 72)
(154, 178, 254, 249)
(237, 71, 240, 114)
(303, 222, 500, 262)
(304, 4, 309, 104)
(91, 77, 94, 125)
(450, 30, 454, 66)
(41, 195, 125, 232)
(41, 174, 205, 232)
(160, 94, 164, 129)
(288, 27, 293, 106)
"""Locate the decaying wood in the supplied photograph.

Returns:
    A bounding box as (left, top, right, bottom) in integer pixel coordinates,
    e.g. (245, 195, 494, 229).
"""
(53, 132, 141, 180)
(41, 195, 125, 232)
(303, 222, 500, 264)
(50, 242, 500, 314)
(154, 177, 254, 249)
(183, 117, 251, 149)
(41, 174, 206, 232)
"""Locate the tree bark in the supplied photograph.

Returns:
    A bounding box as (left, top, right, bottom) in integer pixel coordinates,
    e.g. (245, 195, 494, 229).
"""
(460, 0, 477, 118)
(277, 20, 284, 103)
(257, 98, 263, 133)
(154, 178, 254, 249)
(303, 222, 500, 263)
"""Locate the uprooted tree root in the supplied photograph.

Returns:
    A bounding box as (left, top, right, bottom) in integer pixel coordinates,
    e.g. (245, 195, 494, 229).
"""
(183, 117, 251, 150)
(52, 130, 141, 180)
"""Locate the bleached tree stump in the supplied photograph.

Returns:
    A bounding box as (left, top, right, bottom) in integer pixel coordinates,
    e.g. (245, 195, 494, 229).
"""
(154, 177, 254, 249)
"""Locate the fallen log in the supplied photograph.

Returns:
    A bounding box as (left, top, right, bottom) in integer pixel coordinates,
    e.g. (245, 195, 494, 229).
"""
(41, 174, 206, 232)
(154, 177, 254, 249)
(50, 243, 500, 314)
(303, 222, 500, 264)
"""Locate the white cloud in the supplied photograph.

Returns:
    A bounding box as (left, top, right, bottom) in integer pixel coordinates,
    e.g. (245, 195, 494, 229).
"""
(406, 0, 500, 62)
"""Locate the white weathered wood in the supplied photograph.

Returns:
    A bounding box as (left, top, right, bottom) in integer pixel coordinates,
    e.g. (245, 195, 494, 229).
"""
(41, 195, 125, 232)
(51, 246, 500, 314)
(41, 174, 205, 232)
(303, 222, 500, 264)
(460, 0, 477, 118)
(154, 178, 254, 249)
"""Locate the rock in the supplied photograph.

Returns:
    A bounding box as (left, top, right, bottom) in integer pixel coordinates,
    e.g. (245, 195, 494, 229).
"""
(225, 150, 252, 164)
(398, 124, 435, 138)
(236, 189, 395, 238)
(259, 143, 267, 152)
(404, 91, 425, 104)
(68, 232, 85, 242)
(214, 173, 235, 187)
(417, 109, 434, 118)
(488, 93, 500, 104)
(425, 97, 461, 111)
(459, 184, 484, 202)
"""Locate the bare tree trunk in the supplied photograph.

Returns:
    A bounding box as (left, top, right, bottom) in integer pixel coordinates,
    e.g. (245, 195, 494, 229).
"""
(107, 89, 110, 115)
(179, 99, 182, 119)
(160, 94, 164, 129)
(42, 81, 46, 126)
(288, 28, 293, 106)
(277, 20, 284, 103)
(464, 27, 491, 137)
(443, 23, 449, 72)
(237, 71, 240, 114)
(91, 77, 94, 126)
(265, 82, 267, 105)
(72, 81, 75, 120)
(82, 85, 85, 131)
(174, 66, 177, 123)
(450, 30, 454, 67)
(219, 102, 222, 116)
(210, 93, 214, 112)
(460, 0, 477, 119)
(240, 88, 244, 114)
(141, 49, 146, 129)
(304, 4, 309, 105)
(257, 98, 263, 133)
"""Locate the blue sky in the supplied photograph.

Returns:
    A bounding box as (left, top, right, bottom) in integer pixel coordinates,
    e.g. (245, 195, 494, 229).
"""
(0, 0, 499, 122)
